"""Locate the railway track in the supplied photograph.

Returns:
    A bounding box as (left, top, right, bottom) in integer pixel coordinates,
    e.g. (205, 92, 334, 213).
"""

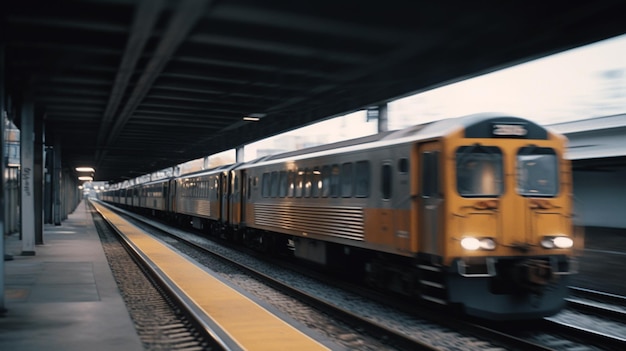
(89, 203, 219, 351)
(541, 286, 626, 350)
(97, 201, 626, 351)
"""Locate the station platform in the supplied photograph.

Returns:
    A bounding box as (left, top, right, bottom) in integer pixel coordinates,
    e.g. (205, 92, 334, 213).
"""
(0, 200, 143, 351)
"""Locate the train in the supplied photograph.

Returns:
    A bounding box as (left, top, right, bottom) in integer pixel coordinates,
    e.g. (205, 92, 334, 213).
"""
(100, 112, 581, 320)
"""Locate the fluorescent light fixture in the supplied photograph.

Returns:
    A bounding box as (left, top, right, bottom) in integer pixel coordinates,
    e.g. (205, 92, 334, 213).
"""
(76, 167, 95, 172)
(243, 113, 266, 121)
(78, 176, 93, 181)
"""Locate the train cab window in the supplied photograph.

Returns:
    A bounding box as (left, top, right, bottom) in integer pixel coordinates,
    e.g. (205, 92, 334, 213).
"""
(517, 147, 558, 197)
(262, 172, 270, 198)
(381, 164, 392, 199)
(270, 171, 279, 197)
(321, 165, 331, 197)
(330, 165, 340, 197)
(341, 162, 353, 197)
(355, 161, 369, 197)
(311, 168, 322, 197)
(278, 171, 287, 197)
(455, 146, 503, 197)
(287, 170, 295, 197)
(295, 170, 304, 197)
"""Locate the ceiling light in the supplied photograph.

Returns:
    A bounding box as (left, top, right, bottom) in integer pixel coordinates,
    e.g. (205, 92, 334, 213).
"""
(76, 167, 95, 172)
(78, 176, 93, 181)
(243, 113, 266, 121)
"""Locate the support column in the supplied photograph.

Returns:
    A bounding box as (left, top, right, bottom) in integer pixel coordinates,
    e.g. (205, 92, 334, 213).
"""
(236, 146, 244, 162)
(34, 109, 44, 244)
(20, 93, 36, 255)
(52, 139, 62, 225)
(44, 146, 53, 223)
(377, 103, 389, 133)
(62, 168, 70, 219)
(0, 44, 7, 314)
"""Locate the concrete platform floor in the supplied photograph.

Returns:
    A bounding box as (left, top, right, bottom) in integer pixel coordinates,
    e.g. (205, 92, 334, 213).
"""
(1, 200, 143, 351)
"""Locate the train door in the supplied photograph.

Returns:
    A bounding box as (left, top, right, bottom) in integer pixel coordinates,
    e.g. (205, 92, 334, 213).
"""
(240, 170, 247, 225)
(417, 142, 444, 256)
(168, 178, 176, 214)
(228, 170, 241, 225)
(220, 172, 229, 224)
(378, 160, 394, 243)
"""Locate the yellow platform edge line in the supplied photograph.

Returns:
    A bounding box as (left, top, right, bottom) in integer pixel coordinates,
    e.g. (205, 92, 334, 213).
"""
(94, 203, 331, 351)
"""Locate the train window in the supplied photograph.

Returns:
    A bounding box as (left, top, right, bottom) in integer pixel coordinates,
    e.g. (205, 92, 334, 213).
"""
(248, 176, 252, 199)
(303, 169, 312, 197)
(398, 158, 409, 173)
(222, 175, 228, 194)
(355, 161, 369, 197)
(330, 164, 340, 197)
(311, 168, 322, 197)
(321, 165, 331, 197)
(279, 171, 287, 197)
(270, 171, 279, 197)
(287, 171, 295, 197)
(295, 170, 304, 197)
(517, 147, 558, 197)
(422, 151, 441, 197)
(381, 164, 392, 199)
(232, 173, 239, 193)
(341, 162, 353, 197)
(455, 146, 503, 197)
(262, 172, 270, 198)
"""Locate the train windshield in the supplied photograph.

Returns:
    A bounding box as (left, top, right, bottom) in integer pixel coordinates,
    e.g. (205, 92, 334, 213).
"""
(456, 146, 503, 197)
(517, 147, 558, 197)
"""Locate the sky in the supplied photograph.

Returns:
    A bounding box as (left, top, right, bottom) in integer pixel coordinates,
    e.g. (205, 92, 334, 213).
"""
(389, 33, 626, 128)
(239, 33, 626, 162)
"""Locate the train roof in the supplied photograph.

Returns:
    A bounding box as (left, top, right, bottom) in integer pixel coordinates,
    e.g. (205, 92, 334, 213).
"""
(176, 162, 242, 179)
(106, 113, 559, 186)
(241, 112, 550, 168)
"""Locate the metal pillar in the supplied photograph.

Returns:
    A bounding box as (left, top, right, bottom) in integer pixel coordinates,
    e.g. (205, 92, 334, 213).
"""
(236, 146, 244, 162)
(52, 139, 61, 225)
(20, 93, 36, 255)
(377, 103, 389, 133)
(1, 44, 7, 314)
(44, 146, 53, 223)
(34, 109, 44, 244)
(62, 168, 70, 219)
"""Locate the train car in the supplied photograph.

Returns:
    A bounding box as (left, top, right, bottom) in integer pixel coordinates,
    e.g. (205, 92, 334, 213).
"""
(232, 113, 579, 320)
(135, 178, 170, 216)
(172, 163, 239, 231)
(102, 112, 579, 320)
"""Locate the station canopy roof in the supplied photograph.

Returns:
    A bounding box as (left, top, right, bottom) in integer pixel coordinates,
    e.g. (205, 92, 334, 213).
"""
(2, 0, 626, 182)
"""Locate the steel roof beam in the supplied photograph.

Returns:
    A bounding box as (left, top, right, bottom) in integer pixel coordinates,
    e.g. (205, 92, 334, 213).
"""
(96, 0, 166, 147)
(98, 0, 213, 168)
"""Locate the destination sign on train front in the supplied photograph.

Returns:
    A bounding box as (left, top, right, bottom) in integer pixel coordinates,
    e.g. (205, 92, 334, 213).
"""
(492, 123, 528, 137)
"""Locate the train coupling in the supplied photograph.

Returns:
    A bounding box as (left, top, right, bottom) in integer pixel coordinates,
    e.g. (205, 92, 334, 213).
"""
(513, 259, 554, 293)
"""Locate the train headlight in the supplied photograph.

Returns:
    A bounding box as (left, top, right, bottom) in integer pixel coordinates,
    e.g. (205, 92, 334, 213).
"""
(461, 237, 496, 251)
(541, 236, 574, 249)
(461, 237, 480, 250)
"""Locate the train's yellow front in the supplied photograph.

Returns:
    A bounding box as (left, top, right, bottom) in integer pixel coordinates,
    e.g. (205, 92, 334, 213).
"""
(406, 114, 580, 320)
